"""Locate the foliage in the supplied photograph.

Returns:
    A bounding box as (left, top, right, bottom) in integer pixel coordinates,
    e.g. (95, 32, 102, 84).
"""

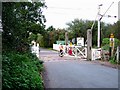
(109, 56, 117, 64)
(102, 38, 110, 46)
(106, 21, 120, 40)
(43, 26, 66, 47)
(36, 33, 44, 47)
(102, 44, 110, 51)
(28, 33, 44, 47)
(3, 2, 120, 50)
(114, 21, 120, 40)
(2, 51, 44, 89)
(2, 2, 46, 51)
(66, 19, 99, 46)
(28, 33, 37, 43)
(2, 2, 46, 89)
(66, 18, 120, 47)
(102, 38, 120, 50)
(114, 38, 120, 46)
(43, 19, 120, 48)
(56, 29, 65, 40)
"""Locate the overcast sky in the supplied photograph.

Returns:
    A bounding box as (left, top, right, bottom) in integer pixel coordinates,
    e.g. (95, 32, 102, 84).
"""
(43, 0, 119, 29)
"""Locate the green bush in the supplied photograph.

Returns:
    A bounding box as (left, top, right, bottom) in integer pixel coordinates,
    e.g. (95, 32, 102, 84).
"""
(102, 44, 110, 51)
(2, 51, 44, 89)
(102, 38, 120, 50)
(102, 38, 110, 46)
(109, 56, 117, 64)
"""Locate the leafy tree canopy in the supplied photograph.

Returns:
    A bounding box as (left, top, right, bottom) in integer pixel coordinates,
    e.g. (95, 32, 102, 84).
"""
(2, 2, 46, 51)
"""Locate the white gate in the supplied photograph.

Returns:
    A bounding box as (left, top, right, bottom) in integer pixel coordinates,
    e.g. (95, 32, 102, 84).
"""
(72, 46, 87, 59)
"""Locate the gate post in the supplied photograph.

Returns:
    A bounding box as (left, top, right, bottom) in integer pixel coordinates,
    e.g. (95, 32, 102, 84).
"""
(65, 32, 68, 45)
(87, 29, 92, 61)
(117, 46, 120, 63)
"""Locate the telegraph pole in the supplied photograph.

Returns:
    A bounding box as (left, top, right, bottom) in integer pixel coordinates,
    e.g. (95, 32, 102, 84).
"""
(97, 2, 115, 48)
(97, 4, 102, 48)
(65, 32, 68, 45)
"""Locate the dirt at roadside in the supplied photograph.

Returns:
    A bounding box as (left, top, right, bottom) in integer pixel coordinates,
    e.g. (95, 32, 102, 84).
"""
(91, 60, 120, 69)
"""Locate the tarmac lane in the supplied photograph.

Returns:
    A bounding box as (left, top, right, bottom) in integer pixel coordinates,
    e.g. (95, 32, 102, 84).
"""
(40, 48, 118, 88)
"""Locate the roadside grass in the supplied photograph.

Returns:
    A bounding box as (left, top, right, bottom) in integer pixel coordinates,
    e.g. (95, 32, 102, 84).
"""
(48, 48, 53, 50)
(109, 56, 118, 64)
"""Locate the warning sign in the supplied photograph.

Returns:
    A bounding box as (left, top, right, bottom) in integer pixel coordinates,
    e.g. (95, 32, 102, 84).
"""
(110, 33, 114, 47)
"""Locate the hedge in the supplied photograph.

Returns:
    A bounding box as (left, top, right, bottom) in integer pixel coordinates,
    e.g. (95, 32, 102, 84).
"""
(2, 51, 44, 89)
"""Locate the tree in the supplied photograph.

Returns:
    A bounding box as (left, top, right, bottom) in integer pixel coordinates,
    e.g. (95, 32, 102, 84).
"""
(28, 33, 37, 43)
(102, 38, 120, 50)
(36, 33, 44, 47)
(43, 26, 55, 47)
(67, 19, 82, 44)
(112, 21, 120, 40)
(67, 19, 97, 45)
(2, 2, 46, 51)
(56, 28, 65, 40)
(66, 18, 112, 46)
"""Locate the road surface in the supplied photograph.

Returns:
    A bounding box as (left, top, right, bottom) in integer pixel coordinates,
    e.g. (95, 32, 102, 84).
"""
(40, 48, 118, 88)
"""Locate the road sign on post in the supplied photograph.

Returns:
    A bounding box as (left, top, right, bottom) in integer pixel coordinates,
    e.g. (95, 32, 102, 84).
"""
(77, 37, 84, 46)
(87, 29, 92, 61)
(109, 33, 114, 58)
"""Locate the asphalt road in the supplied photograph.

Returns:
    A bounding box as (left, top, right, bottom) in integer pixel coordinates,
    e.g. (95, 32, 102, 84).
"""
(40, 48, 118, 88)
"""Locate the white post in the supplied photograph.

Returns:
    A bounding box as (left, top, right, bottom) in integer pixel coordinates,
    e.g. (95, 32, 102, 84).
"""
(36, 43, 40, 58)
(98, 5, 101, 48)
(98, 20, 100, 48)
(75, 47, 77, 59)
(117, 46, 119, 63)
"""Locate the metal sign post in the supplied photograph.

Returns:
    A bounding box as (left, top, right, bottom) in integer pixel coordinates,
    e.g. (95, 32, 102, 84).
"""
(109, 33, 114, 58)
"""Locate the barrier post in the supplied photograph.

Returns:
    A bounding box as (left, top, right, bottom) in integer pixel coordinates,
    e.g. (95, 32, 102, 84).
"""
(87, 29, 92, 61)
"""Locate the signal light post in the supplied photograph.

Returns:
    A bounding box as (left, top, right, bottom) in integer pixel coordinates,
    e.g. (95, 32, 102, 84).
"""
(97, 2, 116, 48)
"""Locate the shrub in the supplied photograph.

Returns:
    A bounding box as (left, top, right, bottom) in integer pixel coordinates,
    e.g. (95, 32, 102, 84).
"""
(109, 56, 117, 64)
(2, 51, 44, 89)
(102, 38, 120, 50)
(102, 38, 110, 46)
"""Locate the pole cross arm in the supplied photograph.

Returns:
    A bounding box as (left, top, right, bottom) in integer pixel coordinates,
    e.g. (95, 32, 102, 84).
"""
(99, 2, 114, 21)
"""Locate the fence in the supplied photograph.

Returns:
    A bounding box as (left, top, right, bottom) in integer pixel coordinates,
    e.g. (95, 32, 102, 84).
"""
(53, 44, 102, 60)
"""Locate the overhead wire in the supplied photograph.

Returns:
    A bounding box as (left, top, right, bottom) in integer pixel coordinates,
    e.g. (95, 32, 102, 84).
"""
(44, 11, 84, 16)
(47, 6, 82, 10)
(99, 2, 114, 20)
(44, 7, 94, 16)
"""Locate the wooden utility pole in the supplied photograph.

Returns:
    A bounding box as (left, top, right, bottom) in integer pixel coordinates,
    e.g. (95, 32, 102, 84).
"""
(65, 32, 68, 45)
